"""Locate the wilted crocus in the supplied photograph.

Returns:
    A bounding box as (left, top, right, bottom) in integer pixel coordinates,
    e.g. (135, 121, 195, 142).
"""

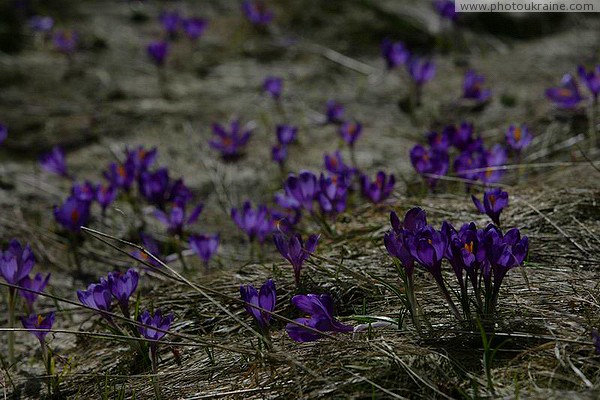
(53, 196, 91, 233)
(53, 30, 78, 54)
(19, 273, 50, 308)
(21, 312, 55, 342)
(578, 65, 600, 101)
(339, 122, 362, 147)
(0, 240, 36, 285)
(317, 173, 348, 215)
(506, 124, 533, 152)
(95, 184, 118, 214)
(276, 124, 297, 145)
(104, 161, 136, 191)
(147, 41, 169, 67)
(240, 279, 276, 328)
(189, 234, 220, 265)
(159, 11, 182, 37)
(271, 144, 288, 166)
(242, 0, 274, 26)
(360, 171, 395, 203)
(231, 201, 275, 243)
(210, 120, 252, 160)
(545, 74, 584, 109)
(71, 181, 96, 202)
(381, 39, 410, 70)
(154, 199, 203, 236)
(274, 233, 319, 286)
(325, 100, 345, 124)
(408, 58, 436, 87)
(183, 17, 208, 41)
(472, 188, 508, 226)
(283, 171, 318, 212)
(29, 15, 54, 33)
(410, 145, 449, 187)
(434, 0, 458, 21)
(286, 294, 353, 342)
(77, 278, 112, 314)
(0, 123, 6, 145)
(108, 268, 139, 316)
(263, 76, 283, 99)
(462, 70, 491, 103)
(40, 146, 69, 177)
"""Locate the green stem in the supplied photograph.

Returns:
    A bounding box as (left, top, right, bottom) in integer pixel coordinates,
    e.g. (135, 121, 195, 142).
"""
(435, 277, 463, 322)
(151, 346, 162, 400)
(406, 273, 422, 335)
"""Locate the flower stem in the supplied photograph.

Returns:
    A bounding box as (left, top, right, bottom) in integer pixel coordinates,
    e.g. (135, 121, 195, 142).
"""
(151, 346, 162, 400)
(434, 276, 463, 321)
(406, 273, 422, 335)
(7, 288, 15, 364)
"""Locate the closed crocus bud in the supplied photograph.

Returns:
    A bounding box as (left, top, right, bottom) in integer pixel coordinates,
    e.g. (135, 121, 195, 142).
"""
(240, 279, 277, 328)
(189, 234, 220, 265)
(40, 146, 69, 177)
(147, 41, 169, 66)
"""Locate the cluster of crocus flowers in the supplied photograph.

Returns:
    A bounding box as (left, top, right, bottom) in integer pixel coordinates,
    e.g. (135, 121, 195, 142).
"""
(286, 294, 353, 342)
(242, 0, 274, 26)
(210, 119, 253, 161)
(274, 233, 319, 286)
(462, 70, 491, 104)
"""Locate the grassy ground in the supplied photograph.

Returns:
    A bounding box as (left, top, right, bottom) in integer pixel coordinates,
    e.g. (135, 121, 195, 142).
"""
(1, 0, 600, 398)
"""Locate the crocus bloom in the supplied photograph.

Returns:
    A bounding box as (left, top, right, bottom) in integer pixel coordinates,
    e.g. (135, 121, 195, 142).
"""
(390, 207, 428, 234)
(462, 70, 491, 103)
(139, 168, 170, 207)
(427, 130, 450, 152)
(434, 0, 458, 21)
(210, 120, 252, 160)
(53, 196, 91, 233)
(274, 233, 319, 286)
(545, 74, 584, 109)
(19, 273, 50, 307)
(21, 312, 55, 342)
(283, 171, 318, 212)
(125, 146, 158, 176)
(153, 199, 203, 236)
(410, 145, 449, 187)
(40, 146, 68, 177)
(381, 39, 410, 70)
(339, 122, 362, 147)
(159, 11, 181, 36)
(577, 65, 600, 101)
(189, 234, 220, 264)
(104, 161, 136, 191)
(408, 58, 436, 86)
(447, 122, 478, 151)
(453, 151, 481, 182)
(385, 208, 428, 276)
(240, 279, 276, 328)
(29, 15, 54, 33)
(286, 294, 353, 342)
(138, 309, 174, 343)
(360, 171, 395, 203)
(506, 124, 533, 151)
(183, 18, 208, 40)
(472, 188, 509, 226)
(325, 100, 345, 124)
(271, 144, 288, 166)
(231, 201, 275, 243)
(478, 144, 507, 184)
(95, 184, 118, 213)
(0, 123, 6, 145)
(108, 268, 139, 315)
(77, 278, 112, 312)
(71, 181, 97, 202)
(276, 124, 297, 145)
(147, 41, 169, 66)
(405, 226, 448, 280)
(242, 0, 274, 26)
(53, 30, 78, 54)
(263, 76, 283, 99)
(131, 233, 164, 268)
(324, 151, 354, 181)
(0, 240, 35, 285)
(317, 173, 348, 215)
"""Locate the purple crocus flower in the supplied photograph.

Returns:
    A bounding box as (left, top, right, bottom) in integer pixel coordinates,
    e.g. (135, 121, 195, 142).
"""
(478, 144, 507, 184)
(104, 161, 136, 191)
(147, 41, 169, 67)
(545, 74, 584, 109)
(390, 207, 428, 235)
(53, 30, 78, 54)
(107, 268, 139, 316)
(385, 209, 428, 277)
(410, 145, 449, 187)
(271, 144, 288, 166)
(463, 70, 491, 103)
(53, 196, 91, 233)
(40, 146, 69, 177)
(263, 76, 283, 99)
(139, 168, 170, 207)
(210, 120, 252, 160)
(19, 273, 50, 308)
(506, 124, 533, 151)
(472, 188, 509, 226)
(447, 122, 479, 151)
(577, 65, 600, 101)
(273, 192, 302, 226)
(404, 225, 449, 283)
(125, 146, 158, 176)
(0, 123, 6, 145)
(453, 150, 480, 182)
(360, 171, 395, 203)
(183, 17, 208, 41)
(283, 171, 318, 212)
(381, 39, 410, 70)
(317, 173, 348, 215)
(276, 124, 297, 145)
(324, 151, 354, 180)
(77, 278, 112, 313)
(71, 181, 97, 202)
(95, 184, 118, 213)
(131, 233, 164, 268)
(339, 122, 362, 147)
(0, 240, 35, 285)
(325, 100, 345, 124)
(231, 201, 275, 243)
(29, 15, 54, 33)
(427, 130, 450, 152)
(408, 58, 436, 86)
(443, 222, 487, 296)
(21, 312, 55, 342)
(240, 279, 276, 328)
(286, 294, 353, 342)
(274, 233, 319, 286)
(159, 11, 182, 36)
(242, 0, 274, 26)
(189, 234, 220, 264)
(434, 0, 458, 21)
(153, 199, 204, 236)
(138, 309, 174, 343)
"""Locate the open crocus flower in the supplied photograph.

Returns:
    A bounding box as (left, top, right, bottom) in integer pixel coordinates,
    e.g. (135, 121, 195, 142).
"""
(159, 11, 182, 37)
(339, 122, 362, 147)
(472, 188, 509, 226)
(506, 124, 533, 152)
(408, 58, 436, 87)
(360, 171, 395, 203)
(125, 146, 158, 176)
(77, 278, 112, 314)
(138, 309, 174, 344)
(325, 100, 345, 124)
(108, 268, 139, 317)
(19, 272, 50, 308)
(286, 294, 353, 342)
(0, 240, 36, 285)
(381, 38, 410, 70)
(40, 146, 69, 177)
(210, 120, 252, 161)
(276, 124, 297, 145)
(545, 74, 584, 108)
(153, 199, 204, 236)
(95, 184, 118, 213)
(240, 279, 276, 328)
(427, 130, 450, 152)
(231, 201, 275, 243)
(104, 161, 136, 191)
(410, 145, 449, 187)
(21, 312, 55, 343)
(242, 0, 274, 26)
(274, 233, 319, 286)
(453, 151, 481, 182)
(183, 17, 208, 41)
(53, 196, 91, 233)
(577, 65, 600, 101)
(434, 0, 458, 21)
(283, 171, 318, 212)
(0, 123, 6, 145)
(462, 70, 491, 103)
(478, 144, 507, 184)
(71, 181, 97, 203)
(263, 76, 283, 99)
(324, 151, 355, 182)
(189, 234, 220, 265)
(53, 30, 78, 54)
(147, 41, 169, 67)
(317, 173, 348, 215)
